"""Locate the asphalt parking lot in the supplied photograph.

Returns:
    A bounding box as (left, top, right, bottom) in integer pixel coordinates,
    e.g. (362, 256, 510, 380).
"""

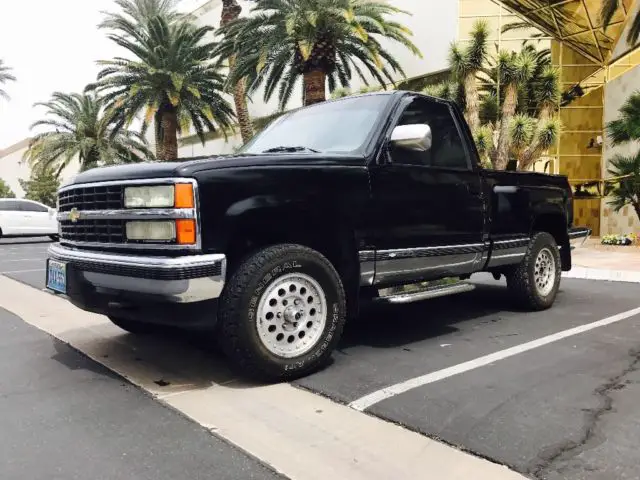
(0, 237, 49, 289)
(2, 238, 640, 479)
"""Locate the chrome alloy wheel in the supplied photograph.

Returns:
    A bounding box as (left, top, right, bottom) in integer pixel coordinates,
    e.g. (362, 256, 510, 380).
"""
(534, 247, 556, 296)
(256, 273, 327, 358)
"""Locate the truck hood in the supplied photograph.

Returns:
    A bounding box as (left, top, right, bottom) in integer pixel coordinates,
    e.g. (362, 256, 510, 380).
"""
(64, 153, 366, 186)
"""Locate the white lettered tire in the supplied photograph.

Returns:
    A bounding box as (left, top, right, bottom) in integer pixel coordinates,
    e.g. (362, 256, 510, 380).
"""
(217, 244, 347, 381)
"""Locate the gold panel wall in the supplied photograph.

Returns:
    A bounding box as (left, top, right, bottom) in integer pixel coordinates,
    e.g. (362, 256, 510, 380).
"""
(459, 0, 640, 235)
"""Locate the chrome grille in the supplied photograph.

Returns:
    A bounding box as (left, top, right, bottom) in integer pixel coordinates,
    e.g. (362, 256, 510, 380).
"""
(60, 219, 125, 244)
(56, 178, 200, 250)
(58, 185, 123, 212)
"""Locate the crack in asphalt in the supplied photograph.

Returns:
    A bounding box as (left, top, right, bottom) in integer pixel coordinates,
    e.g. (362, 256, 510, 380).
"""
(528, 348, 640, 479)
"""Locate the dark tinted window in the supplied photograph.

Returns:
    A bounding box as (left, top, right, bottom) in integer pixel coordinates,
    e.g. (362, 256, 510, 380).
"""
(0, 200, 20, 211)
(242, 95, 392, 155)
(20, 201, 48, 212)
(390, 98, 469, 169)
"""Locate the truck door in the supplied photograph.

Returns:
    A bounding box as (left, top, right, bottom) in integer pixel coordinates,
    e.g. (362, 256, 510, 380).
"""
(368, 95, 486, 286)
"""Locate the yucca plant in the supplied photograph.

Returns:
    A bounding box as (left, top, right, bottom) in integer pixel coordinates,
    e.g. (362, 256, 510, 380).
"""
(89, 1, 235, 160)
(423, 81, 462, 104)
(449, 20, 489, 133)
(24, 92, 153, 174)
(493, 49, 536, 170)
(216, 0, 421, 109)
(0, 59, 16, 100)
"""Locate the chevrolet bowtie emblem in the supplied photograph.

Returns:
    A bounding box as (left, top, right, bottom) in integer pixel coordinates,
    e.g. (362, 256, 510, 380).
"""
(69, 208, 81, 223)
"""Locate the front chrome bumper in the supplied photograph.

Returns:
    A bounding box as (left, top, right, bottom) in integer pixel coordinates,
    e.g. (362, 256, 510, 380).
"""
(48, 243, 226, 303)
(569, 227, 591, 249)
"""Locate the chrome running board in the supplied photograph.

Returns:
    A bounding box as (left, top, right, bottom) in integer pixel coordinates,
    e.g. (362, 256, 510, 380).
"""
(375, 281, 475, 305)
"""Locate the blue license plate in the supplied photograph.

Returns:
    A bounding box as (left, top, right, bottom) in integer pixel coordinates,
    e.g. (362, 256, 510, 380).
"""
(47, 259, 67, 294)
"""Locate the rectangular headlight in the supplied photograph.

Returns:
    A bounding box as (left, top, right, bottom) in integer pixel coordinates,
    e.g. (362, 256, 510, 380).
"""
(124, 185, 174, 208)
(126, 221, 176, 241)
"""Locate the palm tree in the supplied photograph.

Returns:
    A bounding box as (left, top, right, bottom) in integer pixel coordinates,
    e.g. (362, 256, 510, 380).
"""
(100, 0, 184, 28)
(24, 92, 153, 174)
(0, 59, 16, 100)
(221, 0, 254, 143)
(607, 153, 640, 221)
(601, 0, 640, 46)
(605, 90, 640, 222)
(216, 0, 421, 109)
(89, 2, 235, 161)
(607, 90, 640, 145)
(449, 20, 489, 134)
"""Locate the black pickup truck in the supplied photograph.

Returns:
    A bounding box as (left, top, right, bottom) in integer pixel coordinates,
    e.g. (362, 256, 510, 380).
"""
(46, 91, 590, 380)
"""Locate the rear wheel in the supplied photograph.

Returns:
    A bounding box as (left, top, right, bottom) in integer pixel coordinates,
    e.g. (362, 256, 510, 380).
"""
(108, 316, 158, 335)
(506, 232, 561, 311)
(217, 244, 346, 381)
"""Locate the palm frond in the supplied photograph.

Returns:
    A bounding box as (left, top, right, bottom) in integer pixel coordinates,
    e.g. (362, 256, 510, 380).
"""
(215, 0, 421, 108)
(25, 91, 154, 172)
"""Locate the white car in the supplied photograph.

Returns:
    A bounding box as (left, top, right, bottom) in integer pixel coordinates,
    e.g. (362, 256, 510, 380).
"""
(0, 198, 59, 240)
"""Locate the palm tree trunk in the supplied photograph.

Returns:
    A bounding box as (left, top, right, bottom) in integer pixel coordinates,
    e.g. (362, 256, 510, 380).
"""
(464, 71, 480, 134)
(160, 110, 178, 161)
(154, 110, 163, 159)
(221, 0, 254, 144)
(495, 83, 519, 170)
(303, 70, 326, 106)
(230, 56, 254, 143)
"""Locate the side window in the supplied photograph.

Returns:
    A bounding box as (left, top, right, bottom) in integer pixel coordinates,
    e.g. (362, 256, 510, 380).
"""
(389, 98, 469, 169)
(20, 201, 48, 213)
(0, 200, 20, 211)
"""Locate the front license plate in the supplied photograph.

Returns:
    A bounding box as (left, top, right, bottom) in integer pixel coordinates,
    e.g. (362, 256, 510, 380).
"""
(47, 259, 67, 294)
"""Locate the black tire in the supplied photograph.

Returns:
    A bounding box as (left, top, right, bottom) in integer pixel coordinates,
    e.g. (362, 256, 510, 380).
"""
(506, 232, 561, 311)
(109, 316, 158, 335)
(217, 244, 347, 382)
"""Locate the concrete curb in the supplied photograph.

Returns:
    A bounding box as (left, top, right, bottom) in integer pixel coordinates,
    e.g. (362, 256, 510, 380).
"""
(0, 275, 527, 480)
(563, 267, 640, 283)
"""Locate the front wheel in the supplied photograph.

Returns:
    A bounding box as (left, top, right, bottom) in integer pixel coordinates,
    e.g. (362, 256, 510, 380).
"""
(217, 244, 347, 381)
(506, 232, 561, 311)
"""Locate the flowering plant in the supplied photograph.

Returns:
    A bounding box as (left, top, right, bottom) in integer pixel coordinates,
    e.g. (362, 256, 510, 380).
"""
(601, 233, 638, 246)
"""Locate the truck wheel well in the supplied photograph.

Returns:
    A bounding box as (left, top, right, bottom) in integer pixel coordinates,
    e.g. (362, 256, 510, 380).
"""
(225, 220, 361, 319)
(531, 214, 570, 270)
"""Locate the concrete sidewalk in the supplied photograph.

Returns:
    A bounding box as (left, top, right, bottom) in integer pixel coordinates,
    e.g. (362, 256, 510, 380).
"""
(565, 238, 640, 283)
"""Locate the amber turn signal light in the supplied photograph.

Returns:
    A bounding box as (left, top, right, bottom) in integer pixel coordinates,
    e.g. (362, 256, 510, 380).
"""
(174, 183, 194, 209)
(176, 219, 196, 245)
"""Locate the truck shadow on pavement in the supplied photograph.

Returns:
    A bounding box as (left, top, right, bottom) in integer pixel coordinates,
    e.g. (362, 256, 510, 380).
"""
(340, 283, 522, 349)
(46, 280, 561, 392)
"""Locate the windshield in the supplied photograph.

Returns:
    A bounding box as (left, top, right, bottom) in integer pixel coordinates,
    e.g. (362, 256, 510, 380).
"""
(241, 95, 392, 155)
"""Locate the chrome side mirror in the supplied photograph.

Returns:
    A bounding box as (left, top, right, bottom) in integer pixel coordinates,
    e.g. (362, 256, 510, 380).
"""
(390, 124, 432, 152)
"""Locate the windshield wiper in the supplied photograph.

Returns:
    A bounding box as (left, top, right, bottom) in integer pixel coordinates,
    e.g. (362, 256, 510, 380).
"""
(262, 146, 320, 153)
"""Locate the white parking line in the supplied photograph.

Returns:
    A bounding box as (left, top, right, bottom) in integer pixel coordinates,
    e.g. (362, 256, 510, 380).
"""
(349, 306, 640, 411)
(0, 258, 45, 263)
(1, 269, 45, 274)
(0, 249, 48, 255)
